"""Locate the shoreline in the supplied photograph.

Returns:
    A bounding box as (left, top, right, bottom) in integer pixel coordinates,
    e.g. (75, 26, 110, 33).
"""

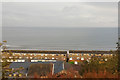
(2, 49, 116, 53)
(3, 48, 117, 51)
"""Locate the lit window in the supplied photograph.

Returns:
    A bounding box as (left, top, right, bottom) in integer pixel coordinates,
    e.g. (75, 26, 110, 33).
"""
(21, 60, 25, 62)
(15, 60, 17, 62)
(81, 57, 84, 60)
(11, 60, 13, 62)
(45, 54, 48, 56)
(70, 57, 72, 60)
(9, 57, 12, 58)
(105, 59, 107, 61)
(52, 57, 54, 59)
(7, 60, 10, 62)
(89, 58, 91, 59)
(52, 54, 54, 56)
(74, 61, 78, 64)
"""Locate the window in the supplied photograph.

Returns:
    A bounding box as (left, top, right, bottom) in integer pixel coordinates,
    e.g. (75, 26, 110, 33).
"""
(11, 60, 13, 62)
(81, 57, 84, 60)
(99, 54, 101, 56)
(70, 57, 72, 60)
(45, 54, 48, 56)
(74, 61, 78, 64)
(7, 60, 10, 62)
(52, 57, 54, 59)
(41, 54, 43, 56)
(15, 60, 17, 62)
(52, 54, 54, 56)
(9, 57, 12, 58)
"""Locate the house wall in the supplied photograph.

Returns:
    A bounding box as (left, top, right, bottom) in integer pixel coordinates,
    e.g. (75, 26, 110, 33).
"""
(1, 51, 114, 62)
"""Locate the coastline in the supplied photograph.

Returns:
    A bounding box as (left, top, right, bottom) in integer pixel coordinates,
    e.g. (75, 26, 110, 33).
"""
(2, 49, 116, 53)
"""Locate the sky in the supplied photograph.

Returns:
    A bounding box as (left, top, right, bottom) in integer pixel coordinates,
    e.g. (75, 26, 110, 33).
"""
(2, 2, 118, 28)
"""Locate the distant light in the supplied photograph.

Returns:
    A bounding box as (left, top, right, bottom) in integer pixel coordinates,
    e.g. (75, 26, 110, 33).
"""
(70, 57, 72, 60)
(1, 49, 3, 51)
(81, 57, 84, 60)
(105, 59, 107, 61)
(74, 61, 78, 64)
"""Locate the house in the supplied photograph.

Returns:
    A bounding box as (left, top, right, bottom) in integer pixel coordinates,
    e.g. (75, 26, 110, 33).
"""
(8, 61, 64, 78)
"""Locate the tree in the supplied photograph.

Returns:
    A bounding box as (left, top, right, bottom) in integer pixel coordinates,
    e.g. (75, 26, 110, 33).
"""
(0, 42, 2, 47)
(3, 40, 7, 47)
(3, 40, 7, 43)
(2, 40, 7, 50)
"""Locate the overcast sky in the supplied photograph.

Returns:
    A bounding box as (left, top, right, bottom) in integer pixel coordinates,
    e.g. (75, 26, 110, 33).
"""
(2, 2, 118, 28)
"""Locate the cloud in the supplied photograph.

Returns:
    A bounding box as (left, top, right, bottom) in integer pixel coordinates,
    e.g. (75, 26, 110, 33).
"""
(2, 2, 118, 27)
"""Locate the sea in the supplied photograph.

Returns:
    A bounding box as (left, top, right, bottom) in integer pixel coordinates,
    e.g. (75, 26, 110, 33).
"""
(2, 27, 118, 51)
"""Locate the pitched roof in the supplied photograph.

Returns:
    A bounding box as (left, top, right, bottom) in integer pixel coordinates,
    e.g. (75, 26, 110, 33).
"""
(28, 63, 52, 76)
(9, 61, 64, 74)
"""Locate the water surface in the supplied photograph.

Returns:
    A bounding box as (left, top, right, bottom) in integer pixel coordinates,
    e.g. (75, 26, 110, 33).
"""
(2, 27, 118, 50)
